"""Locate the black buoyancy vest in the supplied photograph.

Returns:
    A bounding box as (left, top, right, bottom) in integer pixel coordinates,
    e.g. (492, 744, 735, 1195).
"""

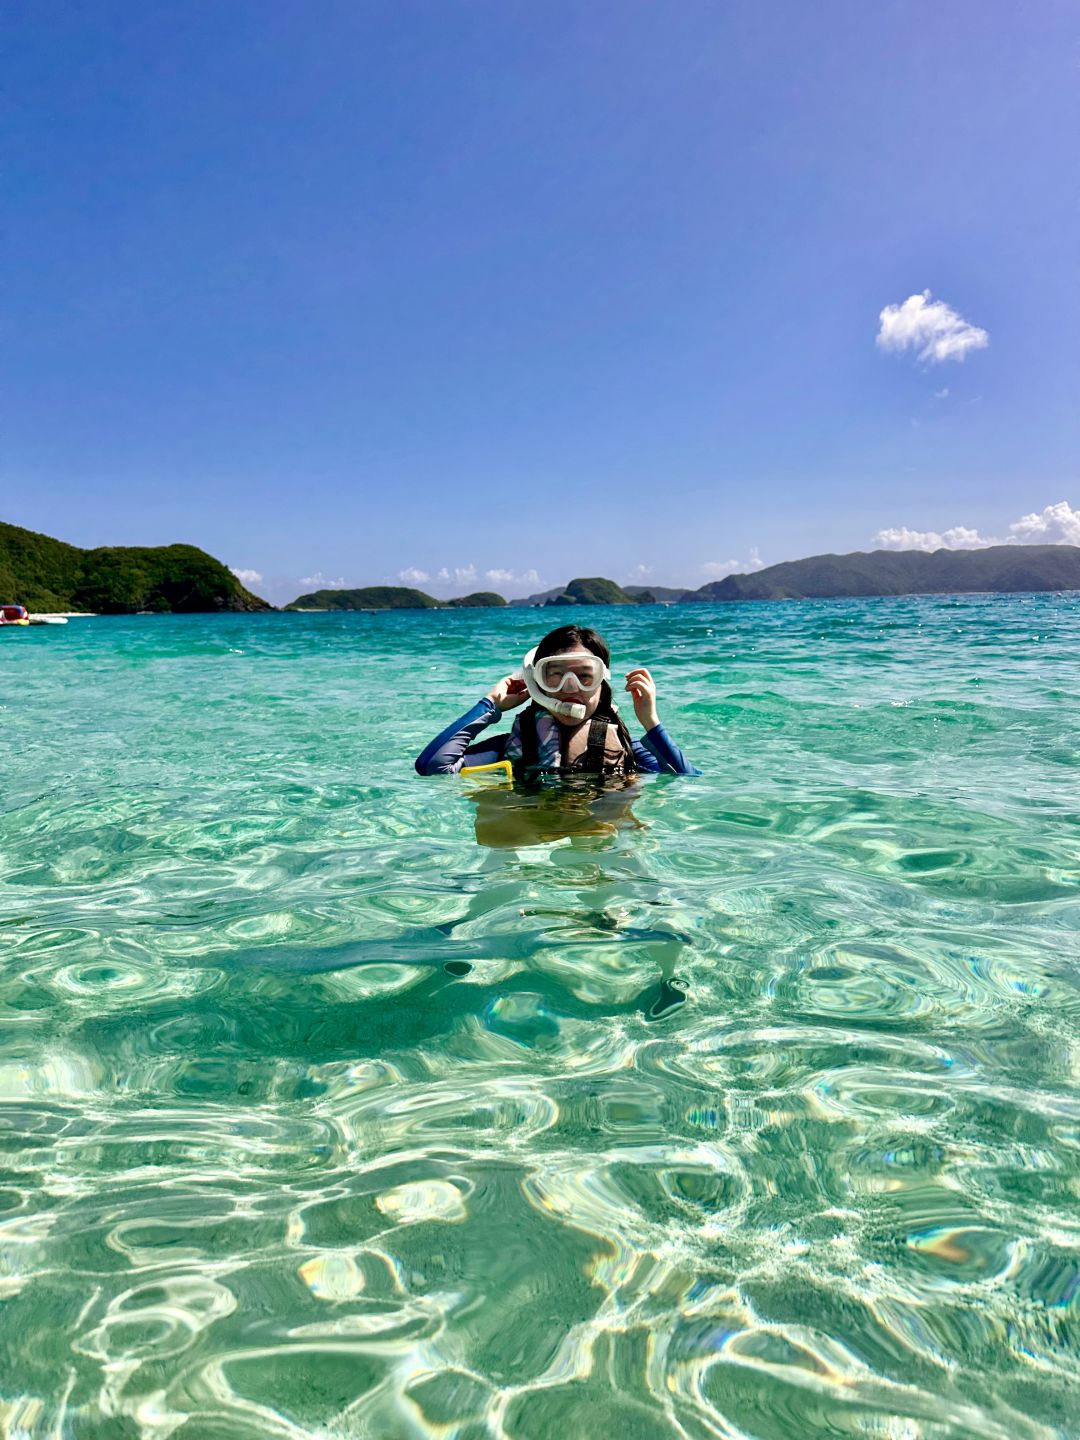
(516, 705, 635, 780)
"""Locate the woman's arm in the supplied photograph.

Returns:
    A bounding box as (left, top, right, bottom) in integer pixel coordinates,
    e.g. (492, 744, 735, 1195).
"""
(415, 699, 503, 775)
(624, 667, 701, 775)
(636, 725, 701, 775)
(415, 675, 528, 776)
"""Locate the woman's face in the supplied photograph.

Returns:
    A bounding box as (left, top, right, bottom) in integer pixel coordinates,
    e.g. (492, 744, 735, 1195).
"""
(541, 644, 605, 725)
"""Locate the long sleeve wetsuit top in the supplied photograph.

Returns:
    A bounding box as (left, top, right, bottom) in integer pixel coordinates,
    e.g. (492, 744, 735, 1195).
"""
(415, 698, 700, 776)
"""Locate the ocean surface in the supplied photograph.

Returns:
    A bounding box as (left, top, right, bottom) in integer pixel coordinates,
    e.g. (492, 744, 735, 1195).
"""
(2, 597, 1079, 1439)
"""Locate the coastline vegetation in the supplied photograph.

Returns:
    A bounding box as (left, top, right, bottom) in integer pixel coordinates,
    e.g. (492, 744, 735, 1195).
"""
(686, 544, 1080, 601)
(1, 521, 269, 613)
(285, 586, 443, 611)
(446, 591, 508, 608)
(8, 520, 1080, 615)
(546, 576, 651, 605)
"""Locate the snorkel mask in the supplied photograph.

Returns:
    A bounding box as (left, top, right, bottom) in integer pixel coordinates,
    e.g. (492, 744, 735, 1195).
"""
(520, 647, 610, 722)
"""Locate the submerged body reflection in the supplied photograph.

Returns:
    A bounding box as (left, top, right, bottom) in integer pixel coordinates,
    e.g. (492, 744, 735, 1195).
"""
(466, 775, 688, 1019)
(468, 774, 644, 850)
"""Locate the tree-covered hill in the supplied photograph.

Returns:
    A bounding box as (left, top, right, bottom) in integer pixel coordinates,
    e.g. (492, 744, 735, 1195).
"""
(0, 521, 270, 612)
(285, 586, 509, 609)
(510, 578, 672, 606)
(445, 591, 508, 608)
(625, 584, 688, 602)
(545, 577, 650, 605)
(681, 545, 1080, 602)
(285, 586, 442, 610)
(509, 586, 568, 607)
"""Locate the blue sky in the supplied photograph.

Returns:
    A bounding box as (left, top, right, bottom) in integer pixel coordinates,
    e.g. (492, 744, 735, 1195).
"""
(6, 1, 1078, 603)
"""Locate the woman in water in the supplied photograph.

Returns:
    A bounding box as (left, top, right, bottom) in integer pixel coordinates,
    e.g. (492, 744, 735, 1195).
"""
(416, 623, 696, 1016)
(415, 624, 699, 780)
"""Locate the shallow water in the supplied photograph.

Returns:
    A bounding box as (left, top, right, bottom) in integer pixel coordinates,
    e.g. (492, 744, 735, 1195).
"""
(2, 597, 1079, 1439)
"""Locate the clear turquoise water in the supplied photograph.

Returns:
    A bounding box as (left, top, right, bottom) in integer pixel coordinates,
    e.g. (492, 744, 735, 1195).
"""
(2, 598, 1079, 1439)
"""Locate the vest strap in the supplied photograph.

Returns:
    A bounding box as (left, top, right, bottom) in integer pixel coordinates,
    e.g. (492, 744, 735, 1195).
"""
(584, 714, 609, 769)
(518, 705, 540, 775)
(514, 705, 627, 779)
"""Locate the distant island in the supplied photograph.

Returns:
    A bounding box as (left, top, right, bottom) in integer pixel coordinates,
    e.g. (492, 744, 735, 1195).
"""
(1, 521, 269, 613)
(445, 591, 508, 608)
(286, 585, 441, 611)
(285, 576, 655, 609)
(544, 576, 652, 606)
(285, 586, 508, 610)
(8, 520, 1080, 615)
(680, 544, 1080, 601)
(509, 581, 682, 606)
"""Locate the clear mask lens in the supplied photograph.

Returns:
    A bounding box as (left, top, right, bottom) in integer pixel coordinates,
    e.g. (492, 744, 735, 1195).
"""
(533, 654, 607, 695)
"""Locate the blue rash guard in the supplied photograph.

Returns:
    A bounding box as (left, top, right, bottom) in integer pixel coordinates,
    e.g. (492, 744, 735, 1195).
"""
(415, 698, 700, 776)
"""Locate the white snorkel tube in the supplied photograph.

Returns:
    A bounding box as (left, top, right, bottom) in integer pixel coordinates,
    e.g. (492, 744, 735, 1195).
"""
(518, 647, 590, 722)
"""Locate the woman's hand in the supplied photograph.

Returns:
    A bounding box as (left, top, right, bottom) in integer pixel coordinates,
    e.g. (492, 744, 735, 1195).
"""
(486, 675, 529, 712)
(625, 667, 660, 730)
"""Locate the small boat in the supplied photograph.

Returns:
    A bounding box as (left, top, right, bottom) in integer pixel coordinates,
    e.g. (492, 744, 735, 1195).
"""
(1, 604, 30, 627)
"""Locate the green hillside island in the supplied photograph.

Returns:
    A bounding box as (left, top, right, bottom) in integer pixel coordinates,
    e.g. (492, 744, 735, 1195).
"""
(625, 584, 689, 602)
(0, 521, 270, 613)
(546, 577, 653, 606)
(510, 580, 682, 606)
(285, 587, 508, 610)
(681, 544, 1080, 602)
(285, 577, 659, 610)
(445, 591, 508, 608)
(286, 586, 439, 611)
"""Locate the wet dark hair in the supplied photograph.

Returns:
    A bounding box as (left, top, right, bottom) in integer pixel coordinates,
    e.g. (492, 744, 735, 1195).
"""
(532, 625, 637, 768)
(534, 624, 610, 665)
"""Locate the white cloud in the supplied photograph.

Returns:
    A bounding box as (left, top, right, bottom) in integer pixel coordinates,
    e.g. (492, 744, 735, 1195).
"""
(934, 387, 950, 399)
(876, 290, 989, 365)
(701, 548, 764, 580)
(874, 525, 993, 551)
(299, 572, 346, 589)
(701, 558, 742, 579)
(1009, 501, 1080, 545)
(873, 500, 1080, 553)
(418, 563, 539, 590)
(434, 564, 477, 585)
(421, 564, 542, 596)
(230, 567, 262, 585)
(484, 567, 540, 585)
(397, 566, 430, 583)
